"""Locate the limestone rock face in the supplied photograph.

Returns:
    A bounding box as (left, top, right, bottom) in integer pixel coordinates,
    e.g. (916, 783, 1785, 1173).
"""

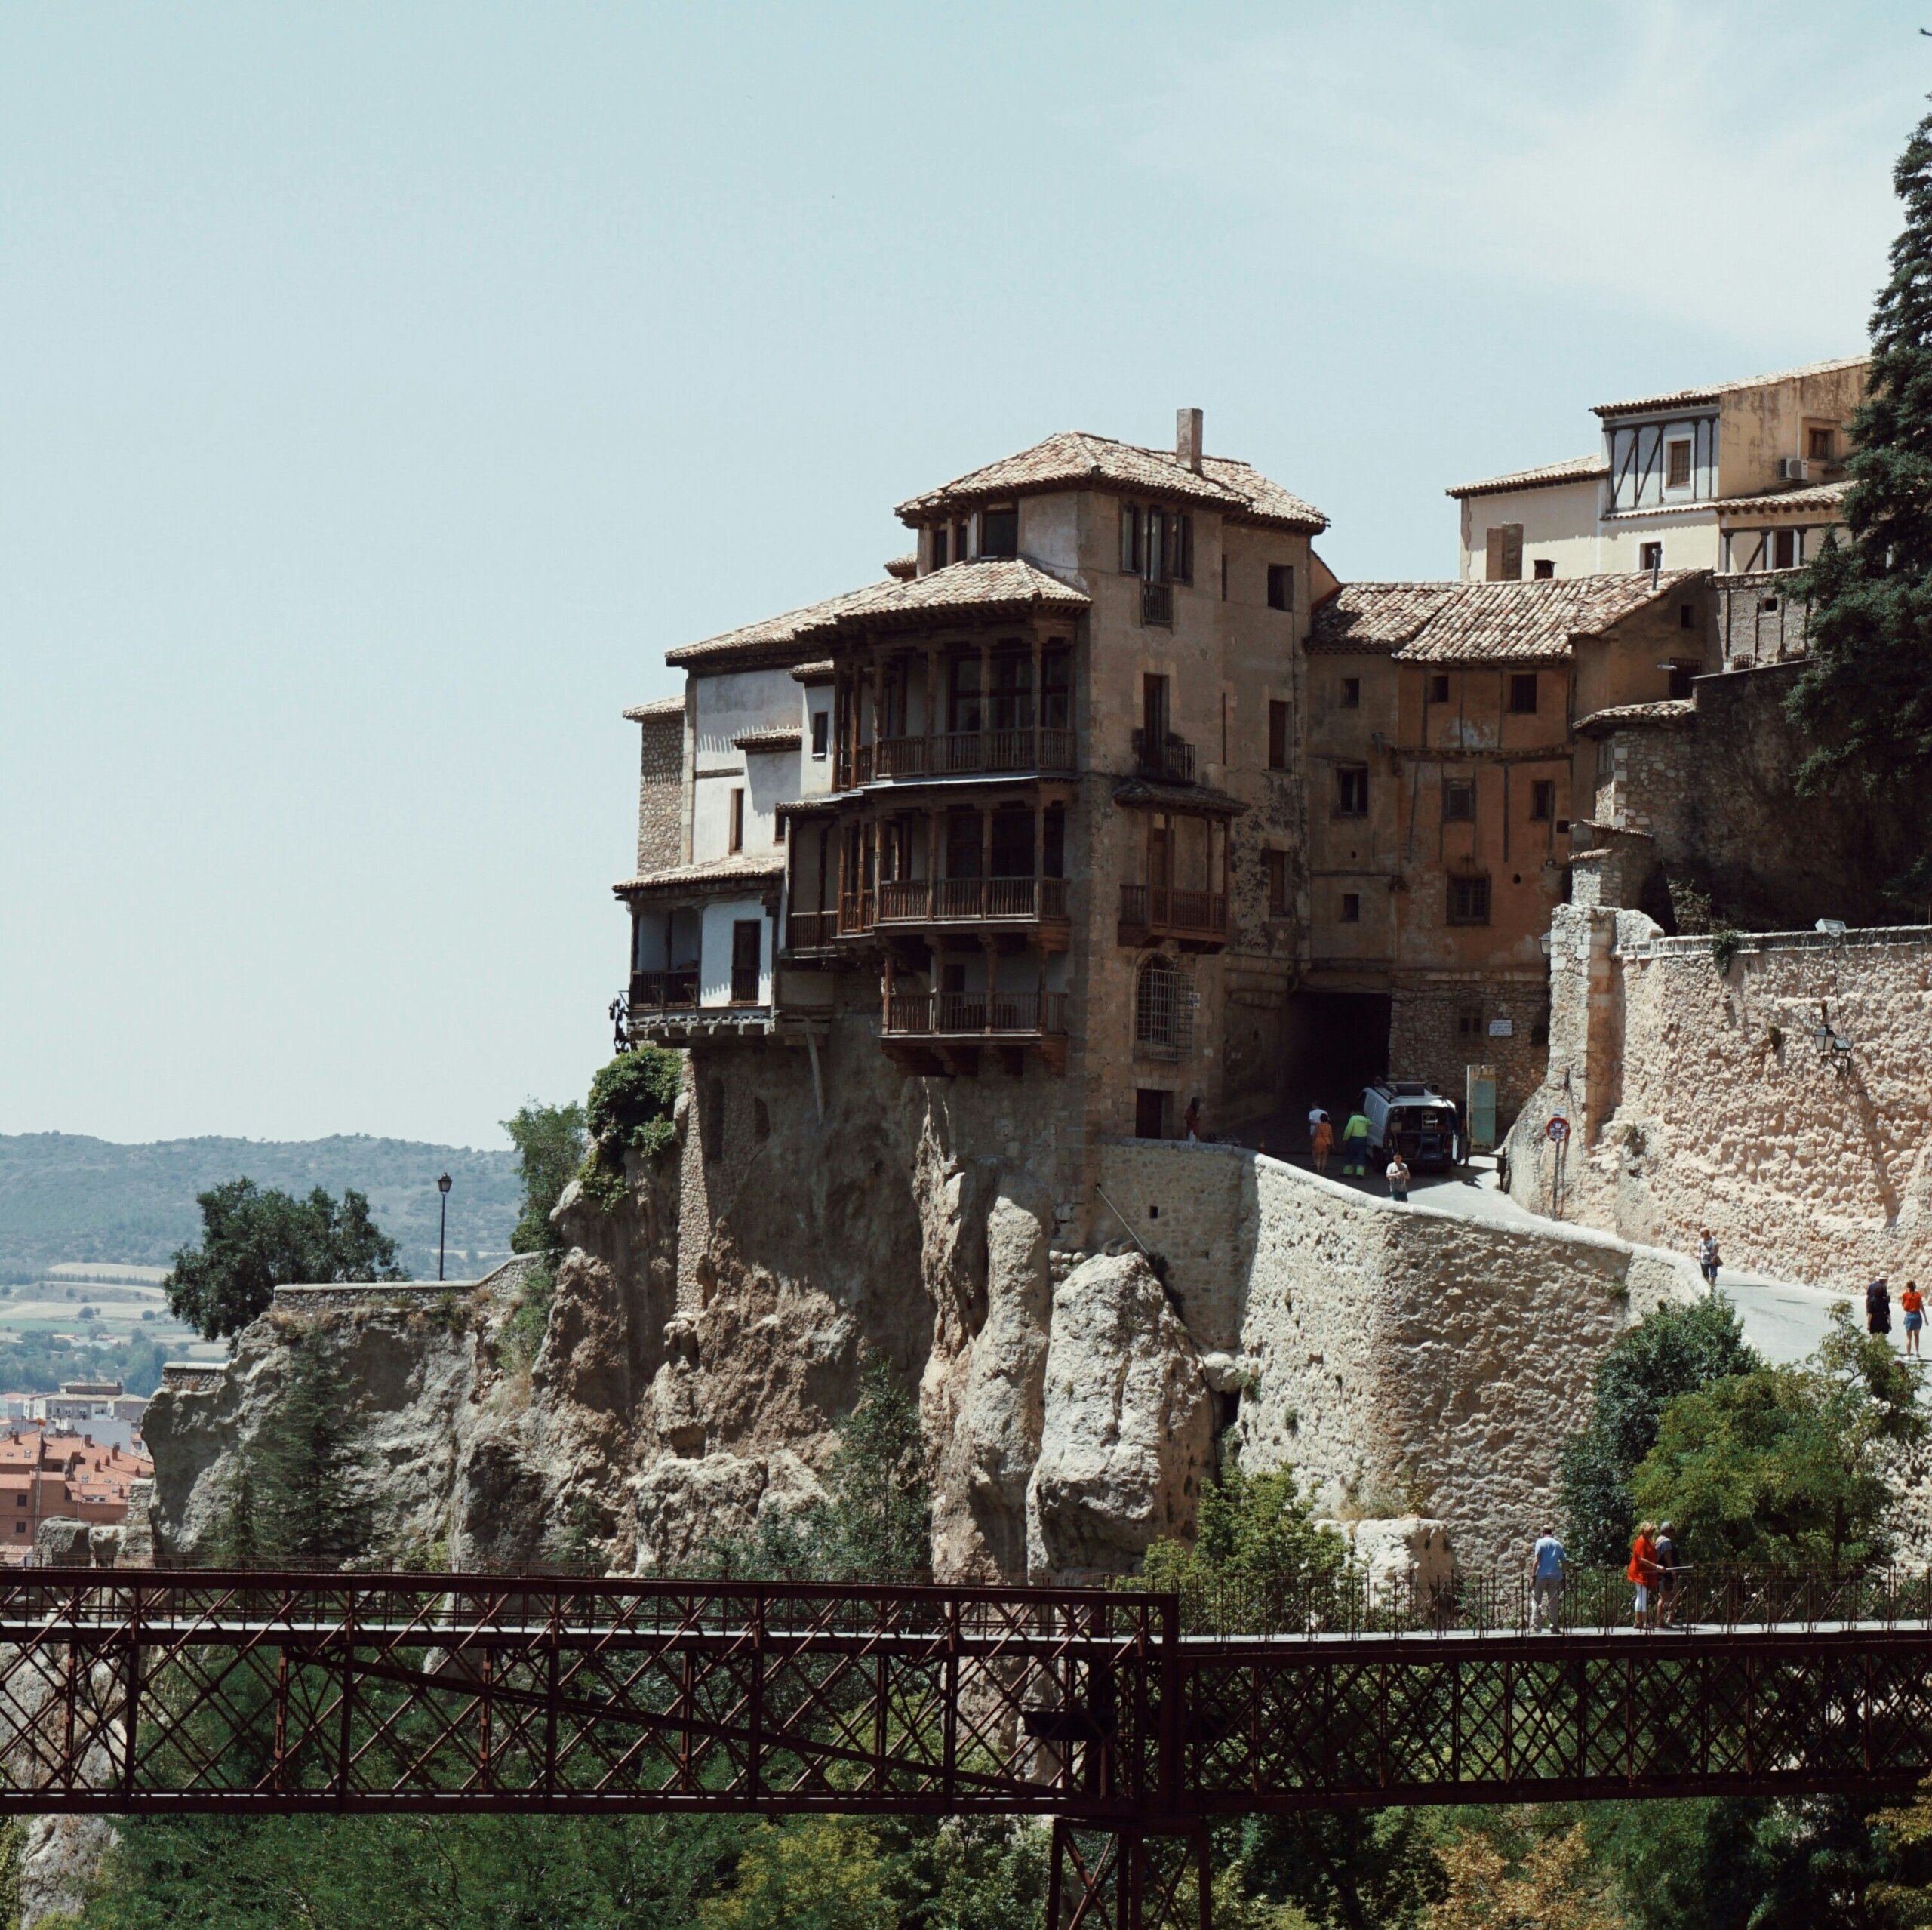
(1318, 1516, 1455, 1598)
(634, 1449, 826, 1572)
(1026, 1254, 1214, 1581)
(19, 1814, 117, 1928)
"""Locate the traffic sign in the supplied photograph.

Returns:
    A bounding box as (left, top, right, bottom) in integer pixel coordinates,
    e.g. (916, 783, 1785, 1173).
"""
(1546, 1116, 1571, 1144)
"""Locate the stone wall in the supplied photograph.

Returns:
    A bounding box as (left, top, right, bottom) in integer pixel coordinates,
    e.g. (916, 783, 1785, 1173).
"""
(1093, 1139, 1700, 1573)
(636, 708, 685, 873)
(1715, 571, 1810, 669)
(1388, 976, 1548, 1125)
(1506, 905, 1932, 1290)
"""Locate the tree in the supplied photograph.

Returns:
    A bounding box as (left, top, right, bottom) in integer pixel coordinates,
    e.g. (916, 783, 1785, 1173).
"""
(164, 1180, 405, 1340)
(1629, 1304, 1925, 1574)
(816, 1356, 932, 1584)
(1428, 1822, 1616, 1930)
(502, 1100, 586, 1259)
(1785, 101, 1932, 897)
(1558, 1297, 1759, 1564)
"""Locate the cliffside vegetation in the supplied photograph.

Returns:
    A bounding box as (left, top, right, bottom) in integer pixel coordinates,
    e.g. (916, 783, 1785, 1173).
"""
(580, 1048, 681, 1208)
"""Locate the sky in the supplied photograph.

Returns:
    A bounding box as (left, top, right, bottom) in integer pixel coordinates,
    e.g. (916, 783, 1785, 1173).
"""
(2, 1, 1925, 1150)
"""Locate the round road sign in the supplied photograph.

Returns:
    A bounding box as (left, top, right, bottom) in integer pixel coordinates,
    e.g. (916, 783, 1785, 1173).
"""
(1546, 1116, 1571, 1144)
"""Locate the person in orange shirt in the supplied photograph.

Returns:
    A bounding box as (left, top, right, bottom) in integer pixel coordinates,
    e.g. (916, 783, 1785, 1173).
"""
(1903, 1281, 1924, 1359)
(1627, 1521, 1660, 1627)
(1311, 1112, 1334, 1175)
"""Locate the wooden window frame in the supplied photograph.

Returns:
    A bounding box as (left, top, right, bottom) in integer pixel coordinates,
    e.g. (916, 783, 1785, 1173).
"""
(1508, 673, 1539, 715)
(1665, 439, 1694, 490)
(1447, 876, 1492, 927)
(1335, 764, 1369, 817)
(1267, 700, 1290, 771)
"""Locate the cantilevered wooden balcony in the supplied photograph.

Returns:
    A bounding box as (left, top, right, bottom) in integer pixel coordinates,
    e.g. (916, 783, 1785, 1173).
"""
(879, 989, 1069, 1074)
(1117, 884, 1228, 947)
(874, 876, 1069, 928)
(835, 727, 1076, 790)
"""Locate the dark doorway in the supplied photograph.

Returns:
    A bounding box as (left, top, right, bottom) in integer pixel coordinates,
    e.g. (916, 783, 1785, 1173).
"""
(1283, 992, 1392, 1144)
(1135, 1088, 1171, 1140)
(730, 919, 763, 1004)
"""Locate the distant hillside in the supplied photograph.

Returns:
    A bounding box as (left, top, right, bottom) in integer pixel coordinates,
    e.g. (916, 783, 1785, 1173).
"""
(0, 1134, 521, 1282)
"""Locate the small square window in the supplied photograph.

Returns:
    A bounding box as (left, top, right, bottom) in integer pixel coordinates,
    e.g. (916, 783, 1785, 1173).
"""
(1680, 602, 1697, 629)
(1443, 778, 1475, 822)
(1448, 876, 1491, 925)
(1640, 541, 1663, 572)
(1340, 677, 1361, 710)
(1336, 765, 1368, 817)
(1267, 564, 1295, 611)
(810, 712, 829, 759)
(1508, 673, 1538, 715)
(1808, 426, 1835, 461)
(1457, 1008, 1485, 1039)
(1428, 673, 1450, 703)
(1530, 780, 1555, 822)
(1267, 700, 1290, 771)
(980, 505, 1019, 559)
(1533, 559, 1555, 580)
(1266, 850, 1288, 916)
(1555, 817, 1571, 834)
(1666, 439, 1693, 489)
(1340, 891, 1361, 924)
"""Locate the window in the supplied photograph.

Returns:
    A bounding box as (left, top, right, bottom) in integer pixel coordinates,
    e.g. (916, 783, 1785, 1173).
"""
(774, 812, 786, 845)
(1220, 553, 1229, 600)
(1428, 673, 1450, 704)
(730, 920, 762, 1004)
(1533, 559, 1555, 580)
(1508, 673, 1539, 715)
(1120, 504, 1141, 574)
(1457, 1008, 1485, 1040)
(1448, 876, 1491, 925)
(1135, 956, 1192, 1054)
(1679, 602, 1697, 629)
(1340, 891, 1361, 924)
(810, 711, 829, 759)
(1808, 426, 1836, 461)
(1041, 647, 1072, 728)
(1336, 764, 1368, 816)
(980, 504, 1019, 559)
(1668, 663, 1697, 699)
(1443, 778, 1475, 822)
(1772, 528, 1798, 570)
(1340, 676, 1361, 709)
(1666, 439, 1693, 489)
(1266, 850, 1288, 916)
(1530, 780, 1556, 822)
(1484, 523, 1523, 582)
(1267, 700, 1290, 771)
(931, 525, 949, 570)
(1267, 564, 1294, 611)
(953, 519, 970, 562)
(1640, 541, 1664, 572)
(728, 787, 745, 854)
(1123, 506, 1192, 584)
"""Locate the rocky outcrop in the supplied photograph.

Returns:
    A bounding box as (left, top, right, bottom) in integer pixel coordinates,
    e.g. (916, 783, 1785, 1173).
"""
(1026, 1253, 1214, 1581)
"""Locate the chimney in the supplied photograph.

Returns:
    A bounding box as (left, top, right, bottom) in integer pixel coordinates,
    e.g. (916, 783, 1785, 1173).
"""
(1177, 407, 1204, 474)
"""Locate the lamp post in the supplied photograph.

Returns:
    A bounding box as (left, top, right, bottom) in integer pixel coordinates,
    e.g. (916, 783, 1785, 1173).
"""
(437, 1173, 453, 1282)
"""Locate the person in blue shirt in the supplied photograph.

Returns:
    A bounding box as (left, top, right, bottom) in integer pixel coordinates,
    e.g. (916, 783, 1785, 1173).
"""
(1530, 1530, 1568, 1631)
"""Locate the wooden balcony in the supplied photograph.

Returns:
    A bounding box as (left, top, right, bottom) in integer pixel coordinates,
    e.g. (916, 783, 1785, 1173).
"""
(1131, 729, 1195, 785)
(838, 891, 876, 937)
(880, 989, 1069, 1074)
(630, 969, 698, 1012)
(873, 877, 1069, 928)
(783, 910, 839, 956)
(835, 728, 1075, 790)
(628, 969, 774, 1044)
(1117, 884, 1228, 947)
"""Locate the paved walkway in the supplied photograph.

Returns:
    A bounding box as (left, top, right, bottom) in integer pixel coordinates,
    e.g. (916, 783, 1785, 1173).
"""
(1224, 1118, 1873, 1370)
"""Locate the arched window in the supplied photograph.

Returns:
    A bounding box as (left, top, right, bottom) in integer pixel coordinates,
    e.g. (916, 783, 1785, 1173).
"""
(1135, 956, 1193, 1055)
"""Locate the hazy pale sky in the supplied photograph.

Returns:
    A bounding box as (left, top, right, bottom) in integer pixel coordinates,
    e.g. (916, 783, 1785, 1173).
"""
(2, 2, 1924, 1149)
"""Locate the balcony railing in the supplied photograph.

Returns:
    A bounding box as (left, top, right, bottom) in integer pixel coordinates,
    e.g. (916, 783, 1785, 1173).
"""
(875, 878, 1069, 925)
(785, 910, 838, 953)
(836, 728, 1076, 789)
(838, 891, 875, 936)
(630, 969, 700, 1011)
(1118, 884, 1228, 940)
(1131, 728, 1195, 784)
(882, 990, 1070, 1039)
(1141, 581, 1174, 626)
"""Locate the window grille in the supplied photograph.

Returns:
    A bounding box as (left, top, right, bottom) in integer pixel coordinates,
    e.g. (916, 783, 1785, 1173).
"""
(1134, 956, 1195, 1056)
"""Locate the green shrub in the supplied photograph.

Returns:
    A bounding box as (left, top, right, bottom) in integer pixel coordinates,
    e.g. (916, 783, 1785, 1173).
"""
(580, 1048, 682, 1208)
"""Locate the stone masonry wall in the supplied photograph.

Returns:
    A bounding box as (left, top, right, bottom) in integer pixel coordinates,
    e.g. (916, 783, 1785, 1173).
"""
(1389, 977, 1548, 1126)
(1506, 906, 1932, 1290)
(636, 710, 685, 873)
(1094, 1139, 1700, 1574)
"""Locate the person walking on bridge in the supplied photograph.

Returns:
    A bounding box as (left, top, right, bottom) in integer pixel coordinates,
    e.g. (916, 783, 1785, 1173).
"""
(1628, 1521, 1660, 1628)
(1340, 1109, 1371, 1178)
(1529, 1529, 1567, 1631)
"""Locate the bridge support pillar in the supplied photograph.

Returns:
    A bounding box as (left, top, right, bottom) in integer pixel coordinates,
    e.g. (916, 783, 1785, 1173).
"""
(1048, 1822, 1209, 1930)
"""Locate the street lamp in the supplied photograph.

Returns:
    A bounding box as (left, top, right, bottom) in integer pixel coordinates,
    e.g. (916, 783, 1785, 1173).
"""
(437, 1173, 453, 1282)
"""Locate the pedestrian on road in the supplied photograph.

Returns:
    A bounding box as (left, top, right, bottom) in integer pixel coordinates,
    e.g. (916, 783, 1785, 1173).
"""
(1868, 1276, 1893, 1338)
(1529, 1530, 1567, 1631)
(1653, 1520, 1680, 1626)
(1311, 1113, 1334, 1175)
(1341, 1110, 1372, 1177)
(1697, 1230, 1721, 1291)
(1183, 1096, 1201, 1145)
(1386, 1150, 1411, 1203)
(1903, 1281, 1924, 1359)
(1628, 1521, 1660, 1627)
(1307, 1102, 1325, 1144)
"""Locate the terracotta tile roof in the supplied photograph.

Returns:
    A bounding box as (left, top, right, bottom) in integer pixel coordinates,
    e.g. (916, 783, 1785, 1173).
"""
(1577, 698, 1697, 735)
(623, 695, 685, 722)
(1445, 455, 1607, 500)
(1111, 776, 1248, 818)
(665, 584, 887, 669)
(774, 796, 838, 817)
(790, 660, 835, 683)
(895, 430, 1327, 533)
(1309, 573, 1703, 666)
(614, 854, 785, 897)
(732, 728, 803, 753)
(884, 554, 917, 580)
(1593, 355, 1866, 420)
(1710, 478, 1851, 516)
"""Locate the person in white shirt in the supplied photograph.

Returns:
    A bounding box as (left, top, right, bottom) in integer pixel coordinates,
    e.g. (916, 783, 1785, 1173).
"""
(1530, 1531, 1568, 1630)
(1386, 1152, 1411, 1202)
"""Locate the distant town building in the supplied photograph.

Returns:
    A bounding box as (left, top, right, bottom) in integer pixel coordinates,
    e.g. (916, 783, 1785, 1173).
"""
(0, 1424, 152, 1563)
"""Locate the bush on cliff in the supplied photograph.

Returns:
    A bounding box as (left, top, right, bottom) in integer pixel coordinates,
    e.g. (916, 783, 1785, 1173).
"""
(580, 1048, 681, 1208)
(1557, 1297, 1759, 1565)
(503, 1098, 587, 1257)
(164, 1178, 407, 1340)
(1786, 99, 1932, 901)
